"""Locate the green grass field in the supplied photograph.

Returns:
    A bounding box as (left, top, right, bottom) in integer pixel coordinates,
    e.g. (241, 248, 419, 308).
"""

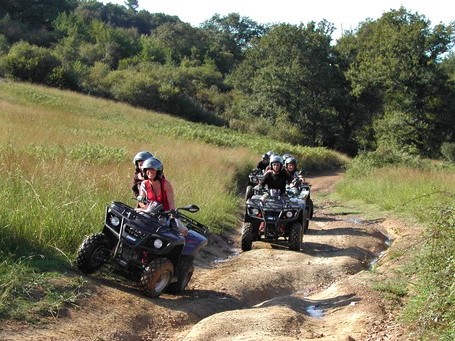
(0, 80, 347, 319)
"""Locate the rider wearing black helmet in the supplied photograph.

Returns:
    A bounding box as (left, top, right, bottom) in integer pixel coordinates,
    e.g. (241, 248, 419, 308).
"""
(256, 153, 270, 173)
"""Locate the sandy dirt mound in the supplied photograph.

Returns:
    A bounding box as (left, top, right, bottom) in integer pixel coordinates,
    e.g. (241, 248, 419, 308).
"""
(0, 171, 415, 341)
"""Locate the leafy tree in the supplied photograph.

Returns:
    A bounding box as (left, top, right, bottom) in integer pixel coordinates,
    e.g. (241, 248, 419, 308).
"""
(341, 7, 455, 156)
(146, 22, 209, 65)
(201, 13, 267, 73)
(440, 51, 455, 82)
(229, 21, 340, 147)
(2, 0, 78, 29)
(89, 20, 140, 68)
(124, 0, 139, 12)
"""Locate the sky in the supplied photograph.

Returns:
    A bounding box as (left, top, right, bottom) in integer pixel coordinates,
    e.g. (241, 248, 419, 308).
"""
(101, 0, 454, 40)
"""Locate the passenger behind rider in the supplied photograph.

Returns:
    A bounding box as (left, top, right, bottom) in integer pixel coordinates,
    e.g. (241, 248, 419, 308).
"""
(135, 157, 188, 236)
(256, 153, 270, 173)
(257, 155, 294, 195)
(284, 156, 302, 193)
(131, 151, 154, 199)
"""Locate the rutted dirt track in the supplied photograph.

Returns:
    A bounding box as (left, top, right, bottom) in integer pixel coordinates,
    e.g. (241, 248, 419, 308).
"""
(0, 172, 416, 340)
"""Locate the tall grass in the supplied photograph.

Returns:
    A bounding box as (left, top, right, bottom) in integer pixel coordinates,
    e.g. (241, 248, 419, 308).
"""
(0, 80, 348, 320)
(335, 152, 455, 338)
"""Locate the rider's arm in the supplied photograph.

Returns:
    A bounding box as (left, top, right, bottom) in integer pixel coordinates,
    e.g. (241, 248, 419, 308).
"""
(164, 180, 188, 236)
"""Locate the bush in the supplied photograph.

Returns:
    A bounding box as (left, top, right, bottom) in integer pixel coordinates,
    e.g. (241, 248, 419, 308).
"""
(0, 41, 60, 84)
(345, 149, 423, 178)
(403, 205, 455, 339)
(441, 142, 455, 162)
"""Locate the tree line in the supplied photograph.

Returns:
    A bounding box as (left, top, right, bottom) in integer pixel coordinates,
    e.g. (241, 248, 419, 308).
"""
(0, 0, 454, 157)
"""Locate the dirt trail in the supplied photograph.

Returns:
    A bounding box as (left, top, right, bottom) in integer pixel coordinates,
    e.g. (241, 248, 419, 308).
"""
(0, 172, 413, 341)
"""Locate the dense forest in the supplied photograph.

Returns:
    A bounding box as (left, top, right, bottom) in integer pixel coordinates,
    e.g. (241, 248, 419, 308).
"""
(0, 0, 454, 157)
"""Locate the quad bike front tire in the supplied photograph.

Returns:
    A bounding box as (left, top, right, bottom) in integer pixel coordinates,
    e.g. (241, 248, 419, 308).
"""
(288, 222, 303, 251)
(241, 222, 253, 251)
(76, 233, 112, 274)
(166, 255, 194, 294)
(140, 258, 174, 297)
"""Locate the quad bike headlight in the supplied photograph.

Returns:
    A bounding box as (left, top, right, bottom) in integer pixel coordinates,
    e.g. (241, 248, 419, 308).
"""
(251, 208, 260, 216)
(153, 239, 163, 249)
(285, 211, 294, 218)
(109, 215, 121, 227)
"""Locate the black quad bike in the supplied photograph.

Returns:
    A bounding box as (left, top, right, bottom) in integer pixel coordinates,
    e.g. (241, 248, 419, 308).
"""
(76, 201, 208, 298)
(245, 168, 264, 200)
(297, 179, 314, 219)
(241, 187, 309, 252)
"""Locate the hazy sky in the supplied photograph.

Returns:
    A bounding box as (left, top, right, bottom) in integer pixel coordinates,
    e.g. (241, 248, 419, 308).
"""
(101, 0, 453, 39)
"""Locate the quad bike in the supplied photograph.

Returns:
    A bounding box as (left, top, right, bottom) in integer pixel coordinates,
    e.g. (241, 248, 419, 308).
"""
(76, 201, 208, 298)
(241, 187, 309, 252)
(245, 168, 264, 200)
(298, 179, 314, 219)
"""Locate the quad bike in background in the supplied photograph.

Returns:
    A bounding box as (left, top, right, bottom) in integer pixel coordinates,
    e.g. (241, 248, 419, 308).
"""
(76, 201, 208, 298)
(241, 187, 308, 252)
(298, 179, 314, 219)
(245, 168, 264, 200)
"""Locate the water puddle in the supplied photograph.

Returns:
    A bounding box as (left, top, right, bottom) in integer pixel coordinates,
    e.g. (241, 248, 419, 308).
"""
(369, 232, 393, 269)
(212, 249, 240, 264)
(305, 305, 324, 318)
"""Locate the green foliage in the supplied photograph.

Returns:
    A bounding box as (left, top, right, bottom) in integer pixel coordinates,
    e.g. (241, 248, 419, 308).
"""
(0, 41, 60, 84)
(339, 7, 455, 157)
(0, 254, 84, 320)
(373, 111, 422, 155)
(341, 149, 423, 178)
(1, 3, 454, 157)
(402, 206, 455, 339)
(228, 21, 341, 147)
(441, 142, 455, 162)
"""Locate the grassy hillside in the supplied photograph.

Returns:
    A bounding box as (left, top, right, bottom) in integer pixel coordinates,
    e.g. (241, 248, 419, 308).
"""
(0, 80, 348, 319)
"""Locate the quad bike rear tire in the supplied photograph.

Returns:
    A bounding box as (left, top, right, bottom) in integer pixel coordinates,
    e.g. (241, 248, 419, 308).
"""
(308, 198, 314, 219)
(303, 208, 310, 232)
(241, 222, 253, 251)
(166, 255, 194, 294)
(288, 222, 303, 251)
(140, 258, 174, 297)
(76, 233, 112, 274)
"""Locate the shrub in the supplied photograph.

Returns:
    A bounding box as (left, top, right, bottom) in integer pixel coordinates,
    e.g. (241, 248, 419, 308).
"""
(0, 41, 60, 84)
(441, 142, 455, 162)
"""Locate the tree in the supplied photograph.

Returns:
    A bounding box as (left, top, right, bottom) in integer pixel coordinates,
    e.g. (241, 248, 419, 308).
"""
(124, 0, 139, 12)
(229, 21, 341, 147)
(2, 0, 77, 28)
(341, 7, 455, 156)
(201, 13, 267, 73)
(146, 22, 209, 65)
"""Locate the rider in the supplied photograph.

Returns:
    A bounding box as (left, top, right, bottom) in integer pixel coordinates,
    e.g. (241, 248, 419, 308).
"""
(256, 153, 270, 173)
(284, 157, 299, 181)
(284, 156, 303, 193)
(135, 157, 188, 235)
(131, 151, 154, 198)
(258, 155, 294, 195)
